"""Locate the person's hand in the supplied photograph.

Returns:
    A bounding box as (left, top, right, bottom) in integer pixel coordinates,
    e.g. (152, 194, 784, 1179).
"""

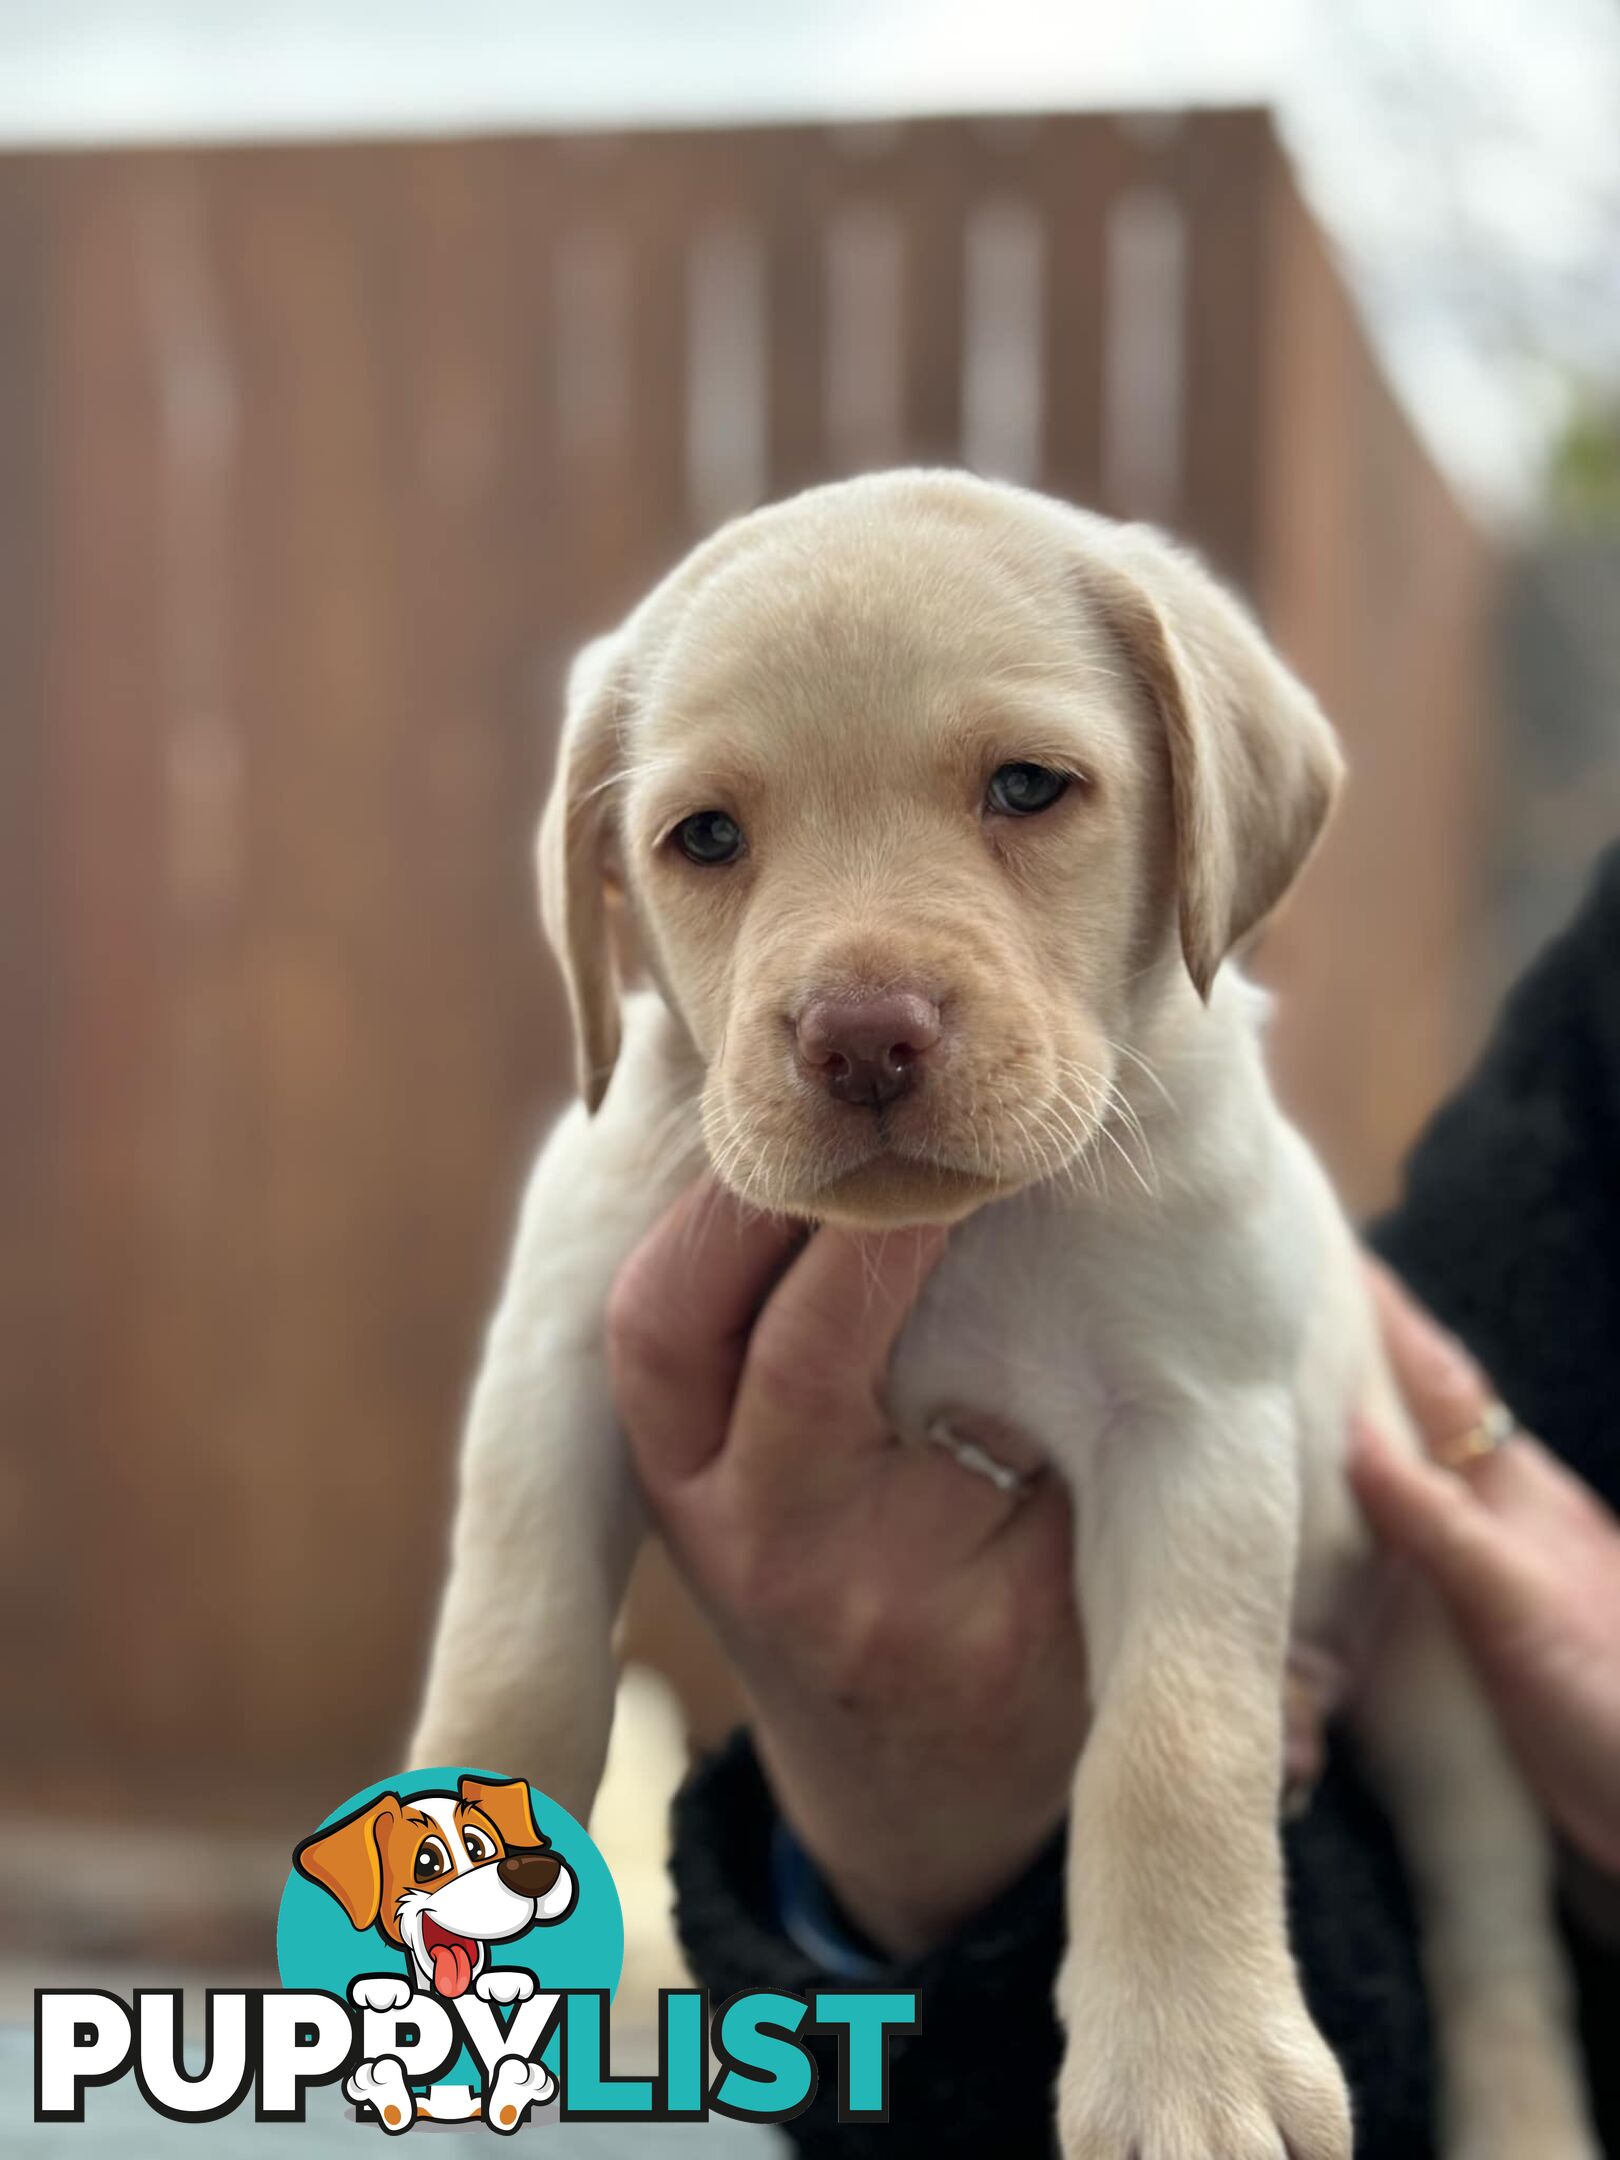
(1353, 1261, 1620, 1877)
(607, 1178, 1086, 1958)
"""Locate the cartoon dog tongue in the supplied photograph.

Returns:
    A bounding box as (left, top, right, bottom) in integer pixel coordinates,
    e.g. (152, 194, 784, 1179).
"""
(424, 1923, 476, 1998)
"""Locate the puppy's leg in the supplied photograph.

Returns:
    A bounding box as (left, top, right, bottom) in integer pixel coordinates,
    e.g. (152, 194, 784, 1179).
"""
(1354, 1579, 1598, 2159)
(410, 1077, 700, 1820)
(1056, 1390, 1352, 2160)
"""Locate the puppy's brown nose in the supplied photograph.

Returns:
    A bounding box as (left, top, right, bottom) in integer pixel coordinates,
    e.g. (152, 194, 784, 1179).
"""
(496, 1846, 563, 1898)
(797, 992, 941, 1108)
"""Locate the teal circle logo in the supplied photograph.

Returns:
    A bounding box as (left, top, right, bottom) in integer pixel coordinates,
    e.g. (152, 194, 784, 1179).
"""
(276, 1766, 622, 2121)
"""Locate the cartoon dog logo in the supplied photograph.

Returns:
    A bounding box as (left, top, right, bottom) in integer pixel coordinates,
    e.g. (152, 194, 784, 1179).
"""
(294, 1775, 577, 2130)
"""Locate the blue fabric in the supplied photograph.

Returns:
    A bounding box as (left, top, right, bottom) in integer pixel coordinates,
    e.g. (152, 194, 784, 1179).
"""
(769, 1816, 893, 1982)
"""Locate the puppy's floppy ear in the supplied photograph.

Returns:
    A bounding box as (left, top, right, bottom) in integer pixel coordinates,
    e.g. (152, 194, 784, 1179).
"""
(1083, 529, 1343, 998)
(538, 633, 633, 1110)
(458, 1775, 545, 1850)
(292, 1794, 403, 1930)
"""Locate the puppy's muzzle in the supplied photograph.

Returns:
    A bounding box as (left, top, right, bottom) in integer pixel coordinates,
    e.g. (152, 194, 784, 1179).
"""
(796, 990, 941, 1108)
(496, 1846, 565, 1898)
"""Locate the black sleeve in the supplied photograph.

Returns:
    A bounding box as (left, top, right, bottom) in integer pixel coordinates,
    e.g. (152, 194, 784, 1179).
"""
(1369, 845, 1620, 1511)
(668, 844, 1620, 2159)
(669, 1728, 1069, 2158)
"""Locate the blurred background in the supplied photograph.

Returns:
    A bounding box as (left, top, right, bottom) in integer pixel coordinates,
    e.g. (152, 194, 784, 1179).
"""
(3, 0, 1619, 2041)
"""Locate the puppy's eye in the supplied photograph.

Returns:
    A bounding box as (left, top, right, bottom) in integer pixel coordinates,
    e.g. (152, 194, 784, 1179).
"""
(462, 1830, 492, 1864)
(673, 810, 745, 865)
(987, 763, 1070, 816)
(413, 1837, 451, 1883)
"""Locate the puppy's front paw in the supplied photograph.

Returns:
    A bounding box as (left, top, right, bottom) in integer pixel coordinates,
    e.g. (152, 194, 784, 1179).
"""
(349, 1973, 415, 2015)
(344, 2057, 416, 2134)
(475, 1966, 537, 2006)
(1056, 1962, 1351, 2160)
(485, 2055, 556, 2132)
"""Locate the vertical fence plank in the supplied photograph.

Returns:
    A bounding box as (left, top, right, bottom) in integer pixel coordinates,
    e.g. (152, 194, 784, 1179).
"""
(897, 121, 969, 466)
(45, 153, 188, 1806)
(762, 128, 829, 500)
(1174, 109, 1270, 592)
(1038, 119, 1123, 514)
(0, 157, 58, 1774)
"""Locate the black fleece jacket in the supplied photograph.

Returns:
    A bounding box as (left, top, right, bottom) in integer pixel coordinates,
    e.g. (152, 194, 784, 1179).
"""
(670, 847, 1620, 2157)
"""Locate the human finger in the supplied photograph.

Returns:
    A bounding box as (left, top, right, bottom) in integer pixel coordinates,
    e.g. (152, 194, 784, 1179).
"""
(610, 1177, 806, 1486)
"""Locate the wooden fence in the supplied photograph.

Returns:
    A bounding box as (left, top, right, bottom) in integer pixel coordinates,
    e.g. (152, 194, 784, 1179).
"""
(0, 110, 1494, 1841)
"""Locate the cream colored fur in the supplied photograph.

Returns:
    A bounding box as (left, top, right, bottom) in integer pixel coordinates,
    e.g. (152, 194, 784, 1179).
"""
(413, 472, 1595, 2158)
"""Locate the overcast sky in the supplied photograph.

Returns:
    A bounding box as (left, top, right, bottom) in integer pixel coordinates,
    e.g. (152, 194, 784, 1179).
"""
(2, 0, 1616, 519)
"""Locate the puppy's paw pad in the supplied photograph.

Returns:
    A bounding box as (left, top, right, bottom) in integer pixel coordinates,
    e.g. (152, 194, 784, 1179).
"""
(349, 1973, 415, 2014)
(485, 2056, 556, 2133)
(475, 1967, 537, 2005)
(345, 2058, 416, 2134)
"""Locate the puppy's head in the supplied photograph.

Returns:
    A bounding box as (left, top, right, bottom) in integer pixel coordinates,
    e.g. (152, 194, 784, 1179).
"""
(543, 472, 1340, 1227)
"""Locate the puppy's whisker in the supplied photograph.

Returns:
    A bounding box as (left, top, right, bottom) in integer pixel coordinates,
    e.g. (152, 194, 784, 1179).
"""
(1035, 1084, 1094, 1161)
(1096, 1079, 1161, 1192)
(1051, 1056, 1161, 1196)
(1030, 1063, 1152, 1204)
(1100, 1035, 1177, 1113)
(1075, 1088, 1158, 1199)
(1004, 1103, 1047, 1178)
(1031, 1105, 1081, 1179)
(1018, 1094, 1098, 1198)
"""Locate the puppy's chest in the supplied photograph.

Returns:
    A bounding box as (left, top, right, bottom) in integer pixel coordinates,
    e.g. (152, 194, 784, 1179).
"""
(883, 1197, 1147, 1479)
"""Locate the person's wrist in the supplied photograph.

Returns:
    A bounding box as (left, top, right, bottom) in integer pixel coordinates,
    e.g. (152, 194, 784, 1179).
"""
(759, 1774, 953, 1956)
(770, 1814, 898, 1977)
(752, 1725, 967, 1956)
(808, 1843, 964, 1959)
(753, 1720, 1063, 1958)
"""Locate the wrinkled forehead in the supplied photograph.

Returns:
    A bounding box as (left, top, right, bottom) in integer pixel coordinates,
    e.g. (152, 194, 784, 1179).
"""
(633, 510, 1131, 775)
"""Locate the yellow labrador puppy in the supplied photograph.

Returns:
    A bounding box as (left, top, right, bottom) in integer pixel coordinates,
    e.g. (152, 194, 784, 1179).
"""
(413, 472, 1594, 2158)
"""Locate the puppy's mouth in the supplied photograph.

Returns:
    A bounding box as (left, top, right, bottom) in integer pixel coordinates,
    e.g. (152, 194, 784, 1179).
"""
(704, 1027, 1113, 1226)
(814, 1149, 1009, 1227)
(421, 1913, 481, 1998)
(725, 1101, 1046, 1226)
